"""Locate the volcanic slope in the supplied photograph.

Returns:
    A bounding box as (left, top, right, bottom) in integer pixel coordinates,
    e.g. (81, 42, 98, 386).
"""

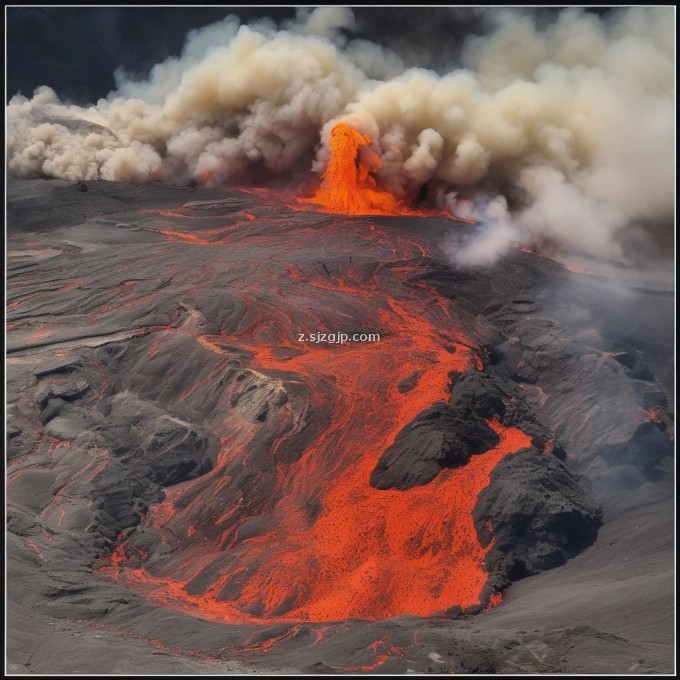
(6, 178, 674, 674)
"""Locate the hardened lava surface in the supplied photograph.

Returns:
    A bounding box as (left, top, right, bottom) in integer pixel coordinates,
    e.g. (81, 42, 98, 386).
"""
(6, 179, 674, 674)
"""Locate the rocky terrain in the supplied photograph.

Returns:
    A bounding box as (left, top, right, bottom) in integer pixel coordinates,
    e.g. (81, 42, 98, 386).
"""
(6, 178, 674, 674)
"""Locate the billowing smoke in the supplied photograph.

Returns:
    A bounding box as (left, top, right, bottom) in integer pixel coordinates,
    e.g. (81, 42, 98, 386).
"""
(7, 7, 674, 262)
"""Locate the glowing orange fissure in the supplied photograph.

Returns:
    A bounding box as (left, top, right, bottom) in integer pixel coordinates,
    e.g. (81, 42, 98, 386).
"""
(102, 220, 529, 624)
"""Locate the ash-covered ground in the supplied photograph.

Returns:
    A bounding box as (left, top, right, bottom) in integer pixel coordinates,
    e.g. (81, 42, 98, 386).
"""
(6, 178, 674, 674)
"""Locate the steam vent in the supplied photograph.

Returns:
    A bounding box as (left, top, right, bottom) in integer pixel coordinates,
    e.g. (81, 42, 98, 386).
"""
(6, 6, 674, 675)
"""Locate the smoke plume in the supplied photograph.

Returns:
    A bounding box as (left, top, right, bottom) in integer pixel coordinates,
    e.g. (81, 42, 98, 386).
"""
(7, 7, 674, 262)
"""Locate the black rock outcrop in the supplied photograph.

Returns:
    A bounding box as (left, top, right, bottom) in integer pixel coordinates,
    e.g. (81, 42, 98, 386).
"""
(474, 448, 602, 581)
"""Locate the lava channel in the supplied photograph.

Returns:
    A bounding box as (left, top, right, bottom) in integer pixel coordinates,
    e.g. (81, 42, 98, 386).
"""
(101, 216, 530, 624)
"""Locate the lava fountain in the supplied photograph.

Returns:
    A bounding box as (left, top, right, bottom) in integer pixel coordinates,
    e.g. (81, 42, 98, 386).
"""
(301, 122, 407, 215)
(300, 122, 475, 222)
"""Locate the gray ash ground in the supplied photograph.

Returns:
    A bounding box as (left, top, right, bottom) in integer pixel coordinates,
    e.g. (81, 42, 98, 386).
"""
(6, 178, 674, 674)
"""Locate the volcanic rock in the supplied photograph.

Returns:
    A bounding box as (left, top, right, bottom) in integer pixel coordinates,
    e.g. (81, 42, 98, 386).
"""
(174, 177, 198, 189)
(372, 359, 573, 492)
(44, 415, 90, 441)
(449, 368, 508, 419)
(397, 371, 421, 393)
(33, 357, 81, 378)
(50, 379, 90, 400)
(642, 391, 668, 411)
(229, 370, 289, 423)
(474, 448, 602, 580)
(7, 425, 22, 439)
(370, 403, 500, 490)
(5, 178, 673, 674)
(37, 380, 90, 408)
(450, 368, 567, 459)
(40, 397, 67, 424)
(612, 352, 654, 381)
(598, 421, 674, 477)
(303, 662, 338, 674)
(139, 415, 212, 486)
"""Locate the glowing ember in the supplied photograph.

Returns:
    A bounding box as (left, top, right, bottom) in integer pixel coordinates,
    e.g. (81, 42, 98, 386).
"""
(647, 406, 662, 423)
(484, 590, 503, 611)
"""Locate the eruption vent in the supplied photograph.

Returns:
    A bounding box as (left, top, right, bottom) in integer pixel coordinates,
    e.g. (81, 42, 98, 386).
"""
(302, 122, 403, 215)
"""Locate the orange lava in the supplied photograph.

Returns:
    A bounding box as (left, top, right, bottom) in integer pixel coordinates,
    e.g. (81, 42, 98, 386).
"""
(298, 122, 476, 222)
(484, 590, 503, 611)
(301, 123, 408, 216)
(115, 412, 528, 622)
(647, 406, 662, 422)
(303, 123, 403, 215)
(339, 638, 407, 672)
(103, 215, 531, 623)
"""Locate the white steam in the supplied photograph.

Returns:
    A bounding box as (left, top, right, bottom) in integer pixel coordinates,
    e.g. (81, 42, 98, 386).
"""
(6, 7, 674, 263)
(447, 195, 519, 267)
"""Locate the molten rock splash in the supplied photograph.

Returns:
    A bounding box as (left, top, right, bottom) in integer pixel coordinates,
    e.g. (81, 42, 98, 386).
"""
(302, 122, 407, 216)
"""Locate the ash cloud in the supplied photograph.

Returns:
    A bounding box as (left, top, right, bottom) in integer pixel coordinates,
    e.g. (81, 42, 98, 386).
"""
(7, 7, 674, 262)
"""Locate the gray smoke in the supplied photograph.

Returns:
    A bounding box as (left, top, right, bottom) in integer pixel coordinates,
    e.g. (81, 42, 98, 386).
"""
(6, 7, 674, 263)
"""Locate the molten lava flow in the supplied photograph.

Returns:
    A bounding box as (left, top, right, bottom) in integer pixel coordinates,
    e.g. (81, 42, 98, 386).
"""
(301, 123, 405, 216)
(101, 213, 530, 623)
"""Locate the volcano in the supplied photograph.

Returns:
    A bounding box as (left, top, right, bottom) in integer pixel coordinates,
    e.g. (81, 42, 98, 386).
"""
(6, 169, 674, 673)
(6, 5, 675, 673)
